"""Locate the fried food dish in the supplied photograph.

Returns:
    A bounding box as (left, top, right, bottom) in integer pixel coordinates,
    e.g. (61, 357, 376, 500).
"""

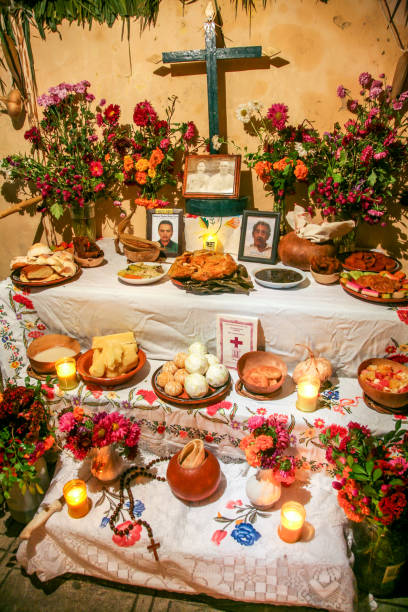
(344, 251, 396, 272)
(357, 274, 400, 293)
(168, 250, 237, 281)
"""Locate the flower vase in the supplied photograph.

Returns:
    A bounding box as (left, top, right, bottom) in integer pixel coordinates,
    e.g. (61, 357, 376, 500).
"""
(6, 457, 50, 524)
(351, 521, 407, 597)
(90, 445, 126, 482)
(69, 202, 96, 241)
(245, 468, 281, 510)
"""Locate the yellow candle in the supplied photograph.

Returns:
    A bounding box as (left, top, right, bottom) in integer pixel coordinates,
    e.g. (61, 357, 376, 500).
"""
(296, 375, 320, 412)
(278, 501, 306, 543)
(55, 356, 78, 390)
(63, 479, 89, 518)
(204, 234, 218, 252)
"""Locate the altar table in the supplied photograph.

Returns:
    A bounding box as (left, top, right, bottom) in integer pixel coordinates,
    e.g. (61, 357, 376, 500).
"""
(1, 238, 407, 611)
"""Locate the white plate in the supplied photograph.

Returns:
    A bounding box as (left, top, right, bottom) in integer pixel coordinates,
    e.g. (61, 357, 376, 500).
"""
(253, 266, 307, 289)
(117, 262, 170, 285)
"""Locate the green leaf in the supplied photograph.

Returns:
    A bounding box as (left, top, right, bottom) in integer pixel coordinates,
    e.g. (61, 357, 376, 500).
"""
(389, 478, 404, 486)
(367, 170, 377, 186)
(49, 202, 64, 219)
(347, 455, 354, 468)
(35, 482, 44, 494)
(372, 468, 382, 482)
(352, 464, 366, 475)
(366, 460, 374, 475)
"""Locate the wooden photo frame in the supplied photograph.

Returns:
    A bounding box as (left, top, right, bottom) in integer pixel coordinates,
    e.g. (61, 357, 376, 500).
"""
(238, 211, 281, 264)
(183, 154, 241, 199)
(146, 208, 183, 257)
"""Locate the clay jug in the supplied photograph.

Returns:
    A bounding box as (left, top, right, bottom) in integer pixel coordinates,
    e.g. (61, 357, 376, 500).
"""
(278, 231, 336, 270)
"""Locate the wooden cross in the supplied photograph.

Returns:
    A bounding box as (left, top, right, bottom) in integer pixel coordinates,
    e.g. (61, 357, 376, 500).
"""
(147, 539, 161, 561)
(162, 11, 262, 153)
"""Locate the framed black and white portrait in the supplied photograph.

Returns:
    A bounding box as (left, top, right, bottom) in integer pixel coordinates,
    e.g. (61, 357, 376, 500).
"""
(183, 154, 241, 199)
(238, 211, 280, 264)
(146, 209, 183, 257)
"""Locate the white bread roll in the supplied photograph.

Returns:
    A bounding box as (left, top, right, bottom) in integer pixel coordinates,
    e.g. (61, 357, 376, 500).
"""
(27, 243, 52, 258)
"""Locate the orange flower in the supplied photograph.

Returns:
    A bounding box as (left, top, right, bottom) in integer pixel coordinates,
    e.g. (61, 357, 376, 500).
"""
(302, 461, 311, 470)
(135, 171, 147, 185)
(135, 197, 158, 209)
(254, 161, 272, 183)
(294, 159, 308, 180)
(44, 435, 55, 451)
(105, 153, 110, 162)
(239, 433, 255, 450)
(123, 155, 134, 172)
(245, 447, 261, 467)
(148, 168, 156, 178)
(272, 157, 289, 171)
(135, 158, 150, 172)
(73, 406, 84, 420)
(255, 434, 274, 451)
(149, 147, 164, 169)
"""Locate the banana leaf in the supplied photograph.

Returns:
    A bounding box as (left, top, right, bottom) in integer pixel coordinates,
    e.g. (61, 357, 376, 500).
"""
(175, 265, 254, 295)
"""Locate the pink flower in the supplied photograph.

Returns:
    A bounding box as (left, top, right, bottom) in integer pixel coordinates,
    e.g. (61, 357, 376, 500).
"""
(226, 500, 243, 509)
(179, 430, 188, 439)
(90, 161, 103, 177)
(59, 412, 76, 432)
(41, 383, 55, 399)
(138, 389, 157, 405)
(125, 422, 141, 447)
(211, 529, 227, 546)
(247, 415, 264, 430)
(133, 100, 158, 126)
(360, 145, 374, 165)
(94, 182, 105, 192)
(183, 121, 196, 141)
(267, 103, 288, 130)
(347, 99, 359, 112)
(160, 138, 170, 150)
(373, 151, 387, 160)
(337, 85, 346, 98)
(206, 400, 232, 416)
(112, 521, 142, 547)
(106, 412, 129, 442)
(393, 100, 403, 111)
(359, 72, 372, 88)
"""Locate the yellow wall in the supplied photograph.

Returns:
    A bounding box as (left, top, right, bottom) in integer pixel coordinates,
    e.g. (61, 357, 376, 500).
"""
(1, 0, 407, 278)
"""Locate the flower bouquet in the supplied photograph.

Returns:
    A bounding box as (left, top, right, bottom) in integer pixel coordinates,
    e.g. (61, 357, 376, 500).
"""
(236, 101, 319, 223)
(0, 382, 54, 505)
(319, 420, 408, 595)
(308, 72, 408, 227)
(1, 80, 125, 230)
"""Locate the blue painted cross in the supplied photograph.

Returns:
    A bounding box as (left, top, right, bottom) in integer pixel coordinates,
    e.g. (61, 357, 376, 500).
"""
(162, 18, 262, 153)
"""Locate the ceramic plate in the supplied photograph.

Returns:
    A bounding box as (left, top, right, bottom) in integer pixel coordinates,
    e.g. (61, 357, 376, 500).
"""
(253, 266, 306, 289)
(341, 284, 408, 304)
(117, 262, 170, 285)
(151, 365, 232, 408)
(10, 266, 81, 288)
(76, 348, 146, 387)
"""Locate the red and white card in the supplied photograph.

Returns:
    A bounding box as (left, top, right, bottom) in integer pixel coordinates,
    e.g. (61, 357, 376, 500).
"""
(216, 314, 258, 369)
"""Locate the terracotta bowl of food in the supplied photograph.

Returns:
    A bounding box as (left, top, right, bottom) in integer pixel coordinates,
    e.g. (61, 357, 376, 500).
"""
(166, 449, 221, 502)
(310, 269, 340, 285)
(358, 358, 408, 409)
(237, 351, 287, 395)
(27, 334, 81, 374)
(76, 348, 146, 387)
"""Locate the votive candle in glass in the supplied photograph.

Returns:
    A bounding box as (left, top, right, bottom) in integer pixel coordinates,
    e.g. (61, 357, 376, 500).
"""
(278, 501, 306, 543)
(296, 375, 320, 412)
(63, 479, 89, 518)
(204, 233, 218, 252)
(55, 356, 78, 390)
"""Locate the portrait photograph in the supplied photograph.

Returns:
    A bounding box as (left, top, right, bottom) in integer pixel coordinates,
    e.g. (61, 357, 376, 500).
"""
(238, 211, 281, 264)
(183, 154, 241, 199)
(146, 209, 183, 257)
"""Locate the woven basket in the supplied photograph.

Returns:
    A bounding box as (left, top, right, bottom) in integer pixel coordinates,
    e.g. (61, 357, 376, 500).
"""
(115, 209, 161, 262)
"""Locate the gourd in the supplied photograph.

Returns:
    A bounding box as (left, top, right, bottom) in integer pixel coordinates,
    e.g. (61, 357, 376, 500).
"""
(0, 89, 23, 118)
(292, 344, 332, 384)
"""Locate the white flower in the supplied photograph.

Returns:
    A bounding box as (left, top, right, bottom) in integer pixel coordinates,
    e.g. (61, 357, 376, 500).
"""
(235, 103, 253, 123)
(211, 134, 222, 151)
(250, 100, 264, 114)
(294, 142, 307, 158)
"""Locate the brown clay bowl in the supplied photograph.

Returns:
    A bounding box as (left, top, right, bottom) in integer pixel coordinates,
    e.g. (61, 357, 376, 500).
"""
(76, 348, 146, 387)
(310, 269, 340, 285)
(358, 358, 408, 409)
(166, 449, 221, 502)
(237, 351, 287, 395)
(74, 253, 105, 268)
(27, 334, 81, 374)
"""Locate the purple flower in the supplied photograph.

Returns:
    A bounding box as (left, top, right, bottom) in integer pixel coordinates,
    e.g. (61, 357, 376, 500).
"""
(99, 98, 106, 106)
(337, 85, 346, 99)
(359, 72, 372, 88)
(347, 99, 358, 112)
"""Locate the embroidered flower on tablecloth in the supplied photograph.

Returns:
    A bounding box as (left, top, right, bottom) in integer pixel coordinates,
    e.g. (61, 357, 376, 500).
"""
(179, 430, 188, 439)
(125, 500, 145, 517)
(86, 384, 103, 399)
(137, 389, 157, 405)
(37, 323, 46, 330)
(156, 424, 166, 434)
(385, 344, 397, 354)
(112, 521, 142, 547)
(256, 407, 267, 415)
(314, 418, 325, 429)
(226, 500, 243, 509)
(211, 529, 227, 545)
(231, 522, 261, 546)
(28, 330, 44, 339)
(206, 400, 232, 416)
(204, 434, 214, 443)
(397, 308, 408, 324)
(12, 294, 34, 309)
(100, 516, 110, 528)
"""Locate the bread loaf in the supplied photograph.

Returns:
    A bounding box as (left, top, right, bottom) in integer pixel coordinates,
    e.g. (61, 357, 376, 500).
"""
(22, 264, 54, 280)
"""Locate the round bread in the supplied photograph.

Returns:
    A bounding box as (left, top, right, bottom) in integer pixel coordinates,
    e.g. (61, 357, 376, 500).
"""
(164, 380, 183, 397)
(162, 361, 178, 375)
(10, 256, 28, 270)
(157, 371, 174, 387)
(27, 243, 52, 258)
(22, 264, 54, 280)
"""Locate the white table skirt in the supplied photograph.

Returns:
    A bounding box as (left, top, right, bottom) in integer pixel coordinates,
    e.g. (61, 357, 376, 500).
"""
(8, 237, 407, 378)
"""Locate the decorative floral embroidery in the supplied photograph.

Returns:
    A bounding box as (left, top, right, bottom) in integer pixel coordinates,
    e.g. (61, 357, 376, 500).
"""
(231, 522, 261, 546)
(206, 400, 232, 416)
(212, 501, 267, 546)
(382, 337, 408, 363)
(112, 521, 142, 547)
(137, 389, 157, 405)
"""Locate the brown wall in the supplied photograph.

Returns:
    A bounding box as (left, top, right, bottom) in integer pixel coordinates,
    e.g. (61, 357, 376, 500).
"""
(1, 0, 407, 278)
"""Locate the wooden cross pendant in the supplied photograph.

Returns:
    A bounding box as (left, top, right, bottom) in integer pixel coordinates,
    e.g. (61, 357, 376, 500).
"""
(147, 539, 161, 561)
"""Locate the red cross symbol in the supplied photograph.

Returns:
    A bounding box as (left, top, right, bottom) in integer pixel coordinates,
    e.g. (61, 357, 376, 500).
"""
(230, 337, 243, 348)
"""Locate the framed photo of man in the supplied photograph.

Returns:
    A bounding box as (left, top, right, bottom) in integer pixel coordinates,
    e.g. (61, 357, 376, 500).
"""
(183, 154, 241, 199)
(146, 209, 183, 257)
(238, 211, 281, 264)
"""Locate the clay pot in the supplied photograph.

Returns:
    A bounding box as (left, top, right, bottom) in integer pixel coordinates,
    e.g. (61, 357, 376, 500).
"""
(166, 449, 221, 502)
(278, 231, 337, 270)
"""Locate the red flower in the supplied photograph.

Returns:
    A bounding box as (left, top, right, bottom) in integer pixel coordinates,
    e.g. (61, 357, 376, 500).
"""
(211, 529, 227, 546)
(226, 499, 243, 509)
(183, 121, 196, 141)
(13, 294, 34, 309)
(41, 383, 55, 399)
(37, 323, 46, 330)
(112, 521, 142, 547)
(133, 100, 158, 127)
(156, 425, 165, 434)
(179, 430, 188, 438)
(28, 330, 44, 339)
(138, 389, 157, 405)
(104, 104, 120, 125)
(205, 434, 214, 443)
(24, 126, 41, 146)
(388, 354, 408, 364)
(206, 400, 232, 416)
(397, 308, 408, 324)
(85, 384, 103, 399)
(90, 161, 103, 177)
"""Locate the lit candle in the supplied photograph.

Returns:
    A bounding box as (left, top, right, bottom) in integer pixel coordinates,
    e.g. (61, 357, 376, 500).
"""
(204, 233, 218, 252)
(296, 375, 320, 412)
(278, 501, 306, 543)
(63, 479, 89, 518)
(55, 356, 78, 390)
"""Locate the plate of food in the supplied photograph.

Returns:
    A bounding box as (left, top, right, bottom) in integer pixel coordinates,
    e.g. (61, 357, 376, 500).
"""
(340, 269, 408, 303)
(10, 242, 80, 287)
(10, 264, 81, 288)
(73, 236, 105, 267)
(168, 250, 254, 295)
(253, 266, 306, 289)
(151, 345, 232, 407)
(339, 250, 400, 273)
(117, 262, 170, 285)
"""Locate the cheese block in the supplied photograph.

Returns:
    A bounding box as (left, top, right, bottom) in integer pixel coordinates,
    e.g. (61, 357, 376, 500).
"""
(90, 331, 138, 378)
(92, 332, 136, 350)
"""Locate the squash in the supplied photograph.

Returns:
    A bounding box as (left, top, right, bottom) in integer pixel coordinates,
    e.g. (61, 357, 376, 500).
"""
(293, 344, 332, 384)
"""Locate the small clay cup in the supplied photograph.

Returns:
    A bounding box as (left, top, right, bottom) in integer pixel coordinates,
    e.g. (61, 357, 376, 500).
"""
(166, 449, 221, 502)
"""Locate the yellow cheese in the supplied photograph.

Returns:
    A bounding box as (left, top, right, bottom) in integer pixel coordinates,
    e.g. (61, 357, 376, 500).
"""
(92, 331, 136, 350)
